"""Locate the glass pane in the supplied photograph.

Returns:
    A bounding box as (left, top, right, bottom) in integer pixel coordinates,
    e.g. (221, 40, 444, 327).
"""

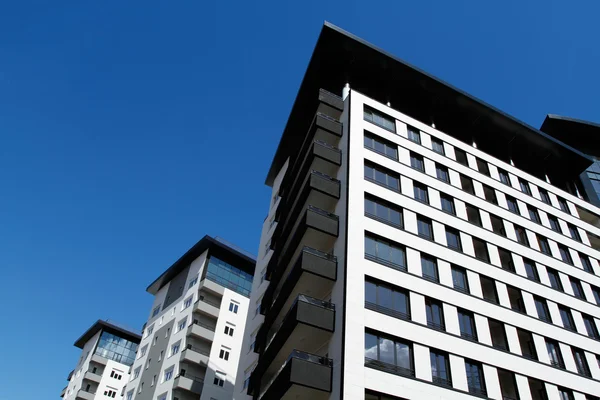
(395, 342, 411, 369)
(365, 281, 377, 304)
(378, 286, 393, 309)
(365, 236, 377, 257)
(365, 198, 376, 216)
(390, 246, 405, 267)
(379, 337, 395, 364)
(393, 291, 408, 314)
(364, 333, 378, 359)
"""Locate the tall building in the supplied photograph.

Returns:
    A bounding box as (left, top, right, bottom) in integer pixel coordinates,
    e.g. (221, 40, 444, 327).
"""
(124, 235, 255, 400)
(61, 320, 141, 400)
(236, 23, 600, 400)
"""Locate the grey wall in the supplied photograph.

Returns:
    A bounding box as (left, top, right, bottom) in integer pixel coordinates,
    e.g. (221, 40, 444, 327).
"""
(137, 319, 175, 399)
(163, 264, 190, 310)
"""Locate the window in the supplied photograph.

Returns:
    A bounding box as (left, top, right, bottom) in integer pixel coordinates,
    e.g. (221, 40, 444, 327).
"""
(219, 348, 230, 361)
(435, 163, 450, 183)
(224, 325, 234, 336)
(559, 306, 576, 331)
(151, 306, 160, 317)
(407, 126, 421, 143)
(473, 238, 489, 262)
(145, 324, 154, 337)
(364, 332, 414, 376)
(514, 225, 529, 246)
(139, 345, 148, 358)
(177, 318, 187, 332)
(417, 216, 434, 240)
(556, 246, 574, 267)
(465, 360, 486, 397)
(460, 174, 475, 195)
(583, 314, 600, 339)
(446, 228, 462, 251)
(465, 204, 481, 226)
(570, 277, 585, 299)
(410, 152, 425, 172)
(482, 184, 497, 204)
(430, 350, 452, 387)
(170, 342, 180, 357)
(454, 148, 468, 166)
(133, 367, 141, 380)
(188, 276, 198, 288)
(229, 302, 239, 314)
(458, 309, 477, 341)
(365, 280, 410, 320)
(547, 268, 563, 291)
(158, 351, 162, 361)
(138, 383, 143, 394)
(517, 329, 537, 360)
(151, 375, 156, 386)
(213, 375, 225, 387)
(364, 132, 398, 160)
(558, 388, 575, 400)
(528, 206, 541, 223)
(592, 286, 600, 305)
(146, 358, 151, 369)
(498, 248, 515, 272)
(451, 266, 469, 293)
(365, 196, 403, 227)
(506, 196, 519, 214)
(546, 339, 565, 368)
(163, 367, 174, 382)
(568, 224, 581, 242)
(157, 394, 167, 400)
(425, 298, 445, 331)
(365, 234, 406, 270)
(558, 197, 570, 213)
(152, 335, 158, 346)
(364, 163, 400, 191)
(364, 106, 395, 132)
(480, 276, 498, 304)
(488, 319, 508, 351)
(538, 235, 552, 255)
(548, 215, 562, 233)
(523, 259, 540, 282)
(539, 188, 551, 204)
(421, 255, 439, 282)
(104, 390, 117, 398)
(413, 182, 429, 204)
(431, 138, 445, 155)
(534, 296, 552, 323)
(519, 178, 532, 195)
(507, 286, 526, 313)
(580, 253, 594, 273)
(572, 347, 591, 377)
(183, 296, 193, 309)
(440, 193, 456, 215)
(126, 391, 134, 400)
(476, 158, 490, 176)
(498, 369, 519, 400)
(498, 169, 511, 185)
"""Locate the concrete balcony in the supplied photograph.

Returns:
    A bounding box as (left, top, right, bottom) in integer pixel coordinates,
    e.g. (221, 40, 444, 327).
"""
(200, 278, 224, 296)
(193, 297, 220, 318)
(173, 374, 204, 395)
(186, 321, 215, 342)
(180, 345, 210, 366)
(75, 390, 95, 400)
(83, 371, 102, 384)
(90, 354, 107, 365)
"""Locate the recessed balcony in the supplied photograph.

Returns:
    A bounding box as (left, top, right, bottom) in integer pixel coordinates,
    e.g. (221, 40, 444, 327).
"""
(90, 354, 107, 365)
(193, 297, 220, 318)
(173, 373, 204, 395)
(180, 344, 210, 366)
(83, 371, 102, 384)
(75, 390, 95, 400)
(186, 320, 215, 342)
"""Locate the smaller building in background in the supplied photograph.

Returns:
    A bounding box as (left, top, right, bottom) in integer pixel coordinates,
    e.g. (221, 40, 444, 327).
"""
(61, 320, 141, 400)
(123, 235, 255, 400)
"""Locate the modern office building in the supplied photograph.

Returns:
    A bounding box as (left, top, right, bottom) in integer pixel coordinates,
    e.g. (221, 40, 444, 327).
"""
(124, 235, 255, 400)
(236, 23, 600, 400)
(61, 320, 141, 400)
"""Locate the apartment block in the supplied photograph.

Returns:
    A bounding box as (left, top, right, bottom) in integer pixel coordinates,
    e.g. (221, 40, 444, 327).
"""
(236, 23, 600, 400)
(124, 235, 255, 400)
(61, 320, 141, 400)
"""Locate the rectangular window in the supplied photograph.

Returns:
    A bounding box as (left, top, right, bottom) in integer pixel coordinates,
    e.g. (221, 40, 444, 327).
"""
(133, 367, 141, 380)
(506, 196, 519, 214)
(466, 204, 482, 226)
(219, 349, 230, 361)
(583, 314, 600, 339)
(559, 388, 575, 400)
(514, 225, 530, 246)
(454, 148, 468, 166)
(224, 325, 234, 336)
(546, 339, 565, 368)
(177, 318, 187, 332)
(183, 296, 193, 310)
(570, 277, 585, 299)
(451, 266, 469, 293)
(425, 298, 445, 331)
(365, 280, 410, 320)
(534, 296, 552, 323)
(476, 158, 490, 176)
(559, 245, 573, 265)
(365, 162, 400, 192)
(436, 164, 450, 183)
(229, 302, 239, 314)
(413, 182, 429, 204)
(482, 184, 497, 204)
(460, 174, 475, 195)
(365, 234, 407, 270)
(364, 332, 414, 377)
(473, 237, 489, 262)
(163, 367, 173, 382)
(417, 216, 434, 240)
(430, 350, 452, 387)
(558, 197, 570, 213)
(537, 235, 552, 255)
(465, 360, 486, 397)
(548, 215, 562, 233)
(507, 285, 526, 313)
(407, 126, 421, 143)
(489, 214, 505, 236)
(580, 253, 594, 273)
(440, 193, 456, 215)
(188, 276, 198, 288)
(421, 254, 439, 282)
(498, 169, 511, 185)
(572, 348, 591, 377)
(488, 319, 508, 351)
(592, 286, 600, 305)
(523, 259, 540, 282)
(364, 106, 396, 132)
(517, 328, 537, 360)
(431, 138, 445, 155)
(539, 188, 551, 204)
(498, 369, 519, 400)
(151, 306, 160, 317)
(458, 309, 477, 341)
(480, 276, 498, 304)
(547, 268, 563, 291)
(519, 178, 532, 195)
(365, 196, 403, 228)
(559, 306, 576, 331)
(446, 228, 462, 251)
(364, 132, 398, 160)
(528, 206, 541, 223)
(498, 248, 515, 272)
(213, 376, 225, 387)
(170, 342, 180, 357)
(410, 152, 425, 172)
(568, 224, 582, 242)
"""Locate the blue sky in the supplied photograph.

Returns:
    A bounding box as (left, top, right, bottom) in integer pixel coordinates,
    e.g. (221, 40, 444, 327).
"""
(0, 1, 598, 397)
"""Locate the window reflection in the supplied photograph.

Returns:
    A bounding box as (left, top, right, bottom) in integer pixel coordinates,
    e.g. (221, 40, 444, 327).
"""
(95, 331, 139, 367)
(205, 256, 253, 297)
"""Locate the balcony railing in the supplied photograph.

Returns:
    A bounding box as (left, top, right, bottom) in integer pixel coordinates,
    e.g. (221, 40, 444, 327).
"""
(175, 372, 205, 383)
(467, 386, 488, 398)
(196, 296, 221, 308)
(185, 344, 210, 356)
(365, 253, 407, 272)
(460, 332, 478, 342)
(427, 321, 445, 332)
(432, 376, 452, 388)
(365, 301, 410, 321)
(364, 357, 415, 378)
(190, 320, 215, 332)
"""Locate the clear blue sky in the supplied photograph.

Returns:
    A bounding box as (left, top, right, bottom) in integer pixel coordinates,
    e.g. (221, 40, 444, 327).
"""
(1, 1, 598, 397)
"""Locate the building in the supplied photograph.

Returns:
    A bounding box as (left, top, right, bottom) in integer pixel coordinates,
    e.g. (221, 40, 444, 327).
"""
(236, 23, 600, 400)
(61, 320, 141, 400)
(124, 235, 255, 400)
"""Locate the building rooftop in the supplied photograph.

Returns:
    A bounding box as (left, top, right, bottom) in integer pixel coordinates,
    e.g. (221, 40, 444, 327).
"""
(73, 319, 142, 349)
(540, 114, 600, 157)
(266, 22, 592, 187)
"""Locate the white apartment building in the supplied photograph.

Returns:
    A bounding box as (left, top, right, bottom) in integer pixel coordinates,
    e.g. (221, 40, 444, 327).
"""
(236, 23, 600, 400)
(61, 320, 141, 400)
(124, 235, 255, 400)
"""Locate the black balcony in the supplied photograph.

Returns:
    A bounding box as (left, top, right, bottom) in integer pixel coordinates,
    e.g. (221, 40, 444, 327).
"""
(256, 350, 333, 400)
